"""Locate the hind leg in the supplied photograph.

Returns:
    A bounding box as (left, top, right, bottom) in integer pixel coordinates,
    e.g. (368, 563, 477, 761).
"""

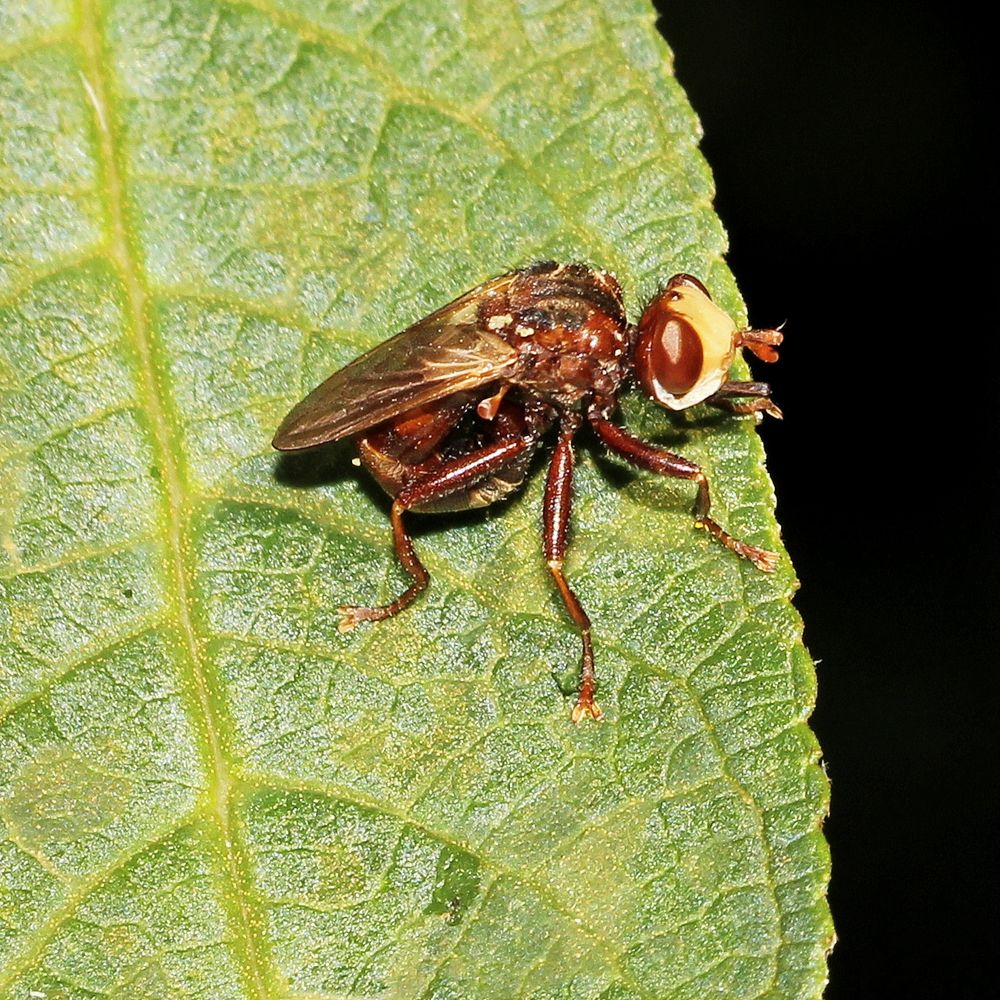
(340, 434, 536, 631)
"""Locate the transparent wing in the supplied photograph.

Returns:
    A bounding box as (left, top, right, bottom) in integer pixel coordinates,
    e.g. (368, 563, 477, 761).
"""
(273, 277, 521, 450)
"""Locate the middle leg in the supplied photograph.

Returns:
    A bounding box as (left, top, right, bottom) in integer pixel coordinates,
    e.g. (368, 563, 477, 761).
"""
(543, 416, 602, 722)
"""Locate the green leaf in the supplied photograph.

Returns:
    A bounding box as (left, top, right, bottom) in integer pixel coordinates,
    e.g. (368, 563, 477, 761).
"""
(0, 0, 832, 997)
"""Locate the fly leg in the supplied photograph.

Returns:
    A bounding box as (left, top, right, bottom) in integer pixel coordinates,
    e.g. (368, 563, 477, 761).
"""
(706, 381, 783, 420)
(543, 417, 602, 722)
(589, 413, 778, 572)
(339, 435, 535, 631)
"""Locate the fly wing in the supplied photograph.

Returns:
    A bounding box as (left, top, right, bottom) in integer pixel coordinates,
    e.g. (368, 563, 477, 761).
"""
(273, 278, 521, 450)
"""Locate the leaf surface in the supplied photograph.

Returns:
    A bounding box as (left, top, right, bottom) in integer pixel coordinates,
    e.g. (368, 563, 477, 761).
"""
(0, 1, 831, 997)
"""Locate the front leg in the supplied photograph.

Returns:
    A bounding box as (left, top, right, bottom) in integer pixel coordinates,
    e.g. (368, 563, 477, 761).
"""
(543, 415, 601, 722)
(589, 412, 778, 572)
(707, 380, 783, 420)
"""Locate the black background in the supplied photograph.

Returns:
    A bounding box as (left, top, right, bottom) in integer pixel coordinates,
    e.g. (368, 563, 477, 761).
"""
(655, 2, 993, 997)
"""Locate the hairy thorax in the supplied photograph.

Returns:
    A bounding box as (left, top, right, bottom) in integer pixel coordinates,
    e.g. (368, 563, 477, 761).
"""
(476, 261, 631, 409)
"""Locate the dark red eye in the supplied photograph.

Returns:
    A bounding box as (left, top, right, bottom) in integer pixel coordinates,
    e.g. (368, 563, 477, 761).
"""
(635, 300, 703, 397)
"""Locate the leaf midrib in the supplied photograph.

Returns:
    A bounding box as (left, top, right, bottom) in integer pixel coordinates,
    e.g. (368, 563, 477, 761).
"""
(76, 1, 271, 995)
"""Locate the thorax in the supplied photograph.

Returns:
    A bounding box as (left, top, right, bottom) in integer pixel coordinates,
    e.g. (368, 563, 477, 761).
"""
(477, 262, 631, 408)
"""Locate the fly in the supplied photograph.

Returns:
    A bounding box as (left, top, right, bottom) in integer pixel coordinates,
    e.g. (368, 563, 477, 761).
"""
(273, 261, 784, 721)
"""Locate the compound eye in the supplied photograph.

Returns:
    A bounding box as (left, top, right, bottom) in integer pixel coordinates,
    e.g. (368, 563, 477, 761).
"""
(638, 312, 704, 396)
(635, 277, 738, 410)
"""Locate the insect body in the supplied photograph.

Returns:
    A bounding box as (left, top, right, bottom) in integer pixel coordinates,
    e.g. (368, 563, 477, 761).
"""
(273, 262, 783, 721)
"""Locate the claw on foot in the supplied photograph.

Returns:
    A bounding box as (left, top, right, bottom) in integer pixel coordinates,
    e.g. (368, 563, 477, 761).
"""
(742, 544, 779, 573)
(571, 694, 604, 723)
(338, 605, 366, 633)
(722, 534, 779, 572)
(696, 518, 779, 573)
